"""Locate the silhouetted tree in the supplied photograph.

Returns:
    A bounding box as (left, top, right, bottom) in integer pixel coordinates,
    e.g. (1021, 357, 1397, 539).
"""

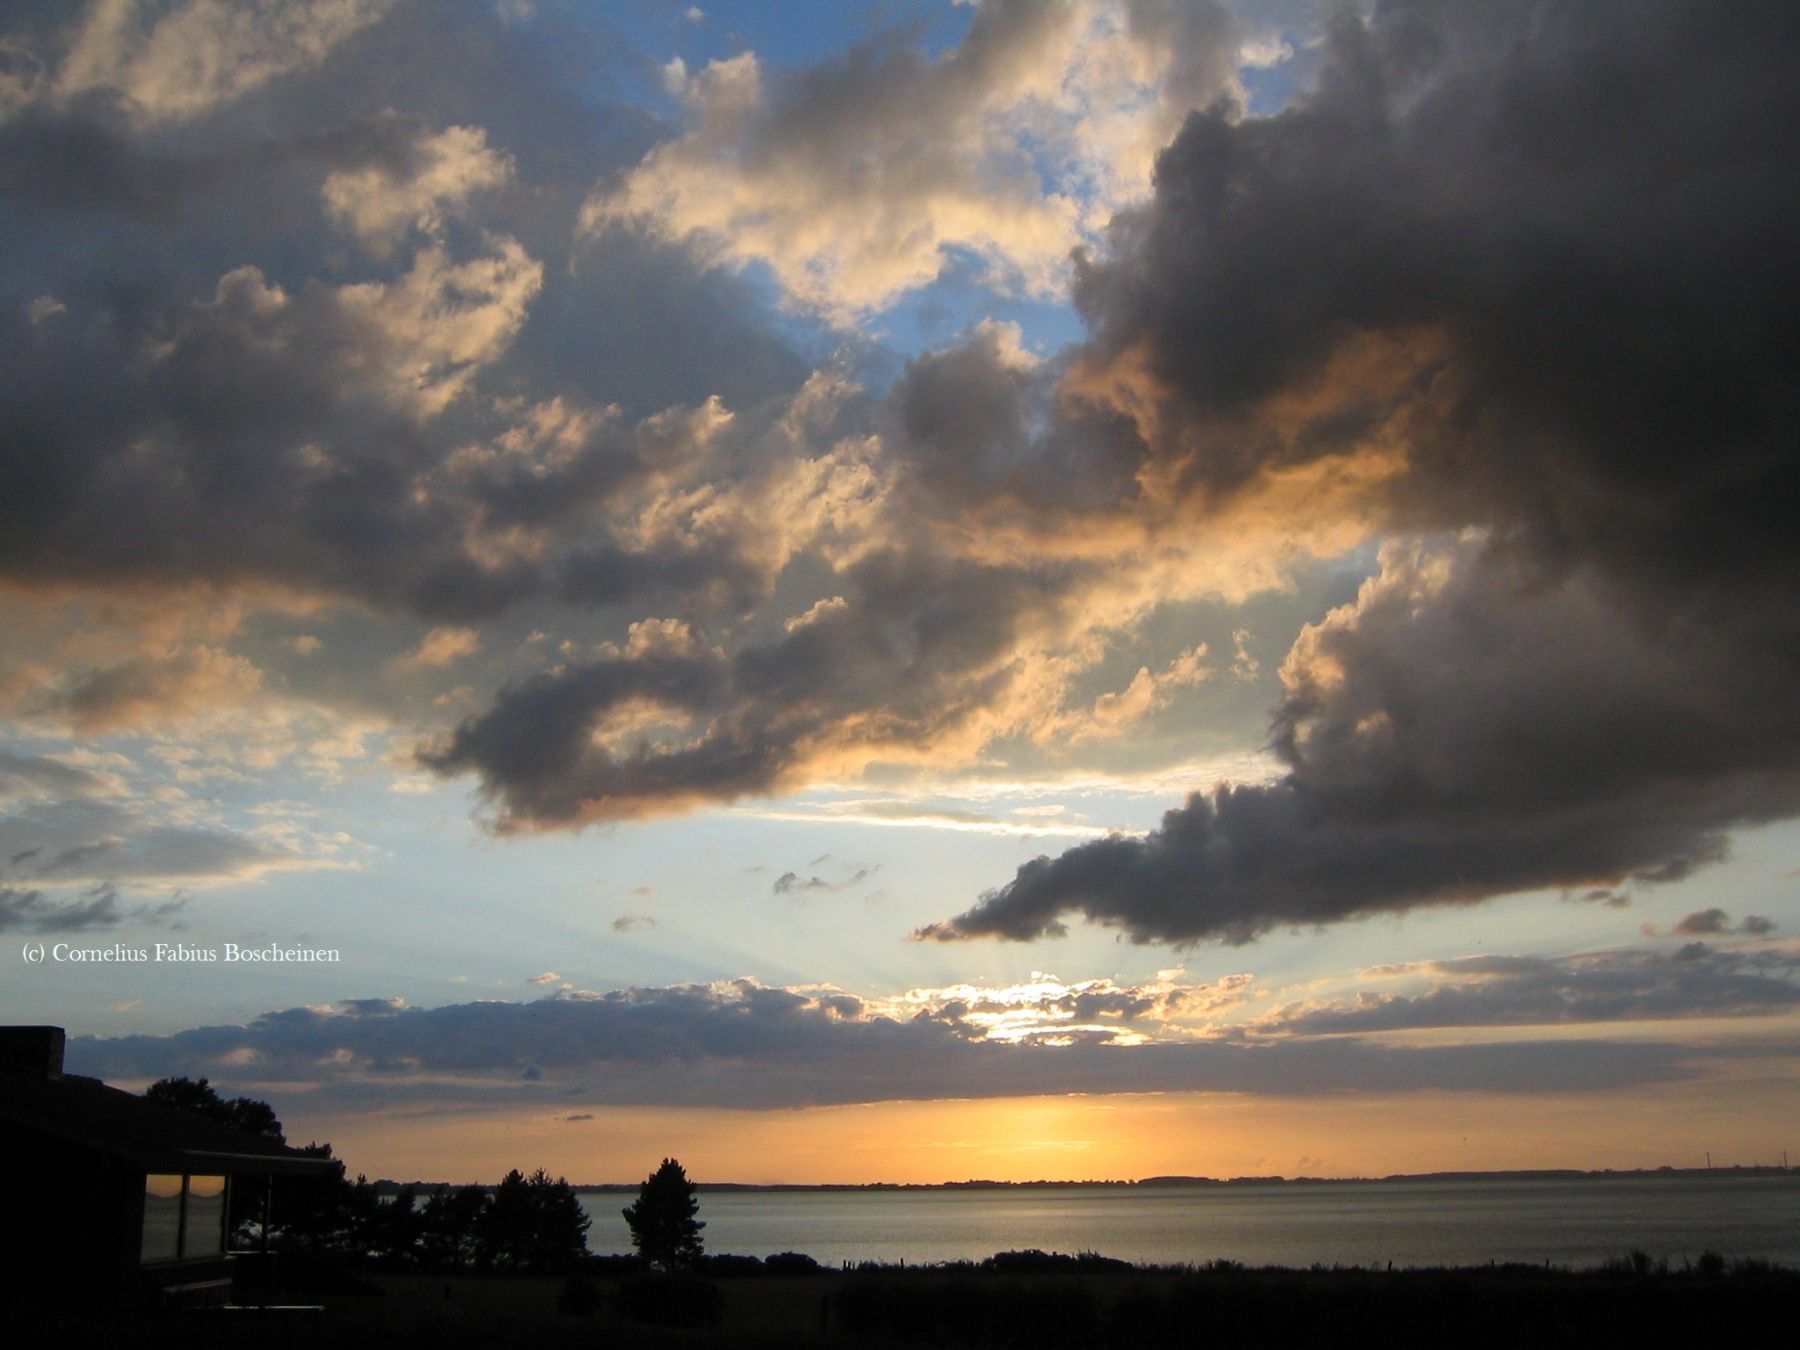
(268, 1142, 353, 1253)
(481, 1168, 536, 1269)
(623, 1158, 704, 1269)
(146, 1076, 285, 1140)
(523, 1168, 592, 1272)
(480, 1168, 591, 1271)
(419, 1184, 490, 1268)
(364, 1184, 424, 1265)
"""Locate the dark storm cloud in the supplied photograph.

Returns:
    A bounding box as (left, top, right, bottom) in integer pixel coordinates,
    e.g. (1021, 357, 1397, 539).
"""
(1073, 1, 1800, 545)
(929, 542, 1800, 943)
(889, 322, 1148, 518)
(422, 548, 1078, 827)
(926, 2, 1800, 945)
(0, 95, 201, 218)
(64, 979, 1699, 1111)
(1260, 944, 1800, 1036)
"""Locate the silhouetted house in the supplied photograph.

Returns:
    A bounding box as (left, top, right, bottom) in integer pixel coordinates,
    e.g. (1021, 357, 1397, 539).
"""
(0, 1025, 334, 1308)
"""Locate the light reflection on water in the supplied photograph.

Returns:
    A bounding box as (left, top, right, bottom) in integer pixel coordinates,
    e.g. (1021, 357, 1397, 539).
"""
(580, 1176, 1800, 1269)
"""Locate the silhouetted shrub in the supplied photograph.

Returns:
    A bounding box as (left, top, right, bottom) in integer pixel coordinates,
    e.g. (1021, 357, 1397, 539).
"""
(1599, 1251, 1664, 1277)
(1695, 1250, 1726, 1278)
(1074, 1251, 1133, 1273)
(985, 1249, 1073, 1274)
(764, 1251, 824, 1276)
(616, 1271, 724, 1327)
(698, 1253, 763, 1278)
(1729, 1257, 1781, 1278)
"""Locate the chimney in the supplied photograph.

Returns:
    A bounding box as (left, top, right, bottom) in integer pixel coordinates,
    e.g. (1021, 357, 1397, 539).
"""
(0, 1026, 67, 1078)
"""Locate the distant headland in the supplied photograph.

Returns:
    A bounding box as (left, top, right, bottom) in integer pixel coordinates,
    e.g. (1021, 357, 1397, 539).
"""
(368, 1164, 1795, 1195)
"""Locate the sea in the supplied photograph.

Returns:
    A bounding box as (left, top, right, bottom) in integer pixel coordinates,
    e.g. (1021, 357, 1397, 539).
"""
(579, 1175, 1800, 1270)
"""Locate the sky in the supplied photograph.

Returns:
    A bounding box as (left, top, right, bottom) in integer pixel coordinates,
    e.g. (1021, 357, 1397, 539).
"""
(2, 0, 1797, 1185)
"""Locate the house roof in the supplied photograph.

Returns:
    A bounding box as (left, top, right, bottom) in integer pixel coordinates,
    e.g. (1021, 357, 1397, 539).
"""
(0, 1068, 338, 1177)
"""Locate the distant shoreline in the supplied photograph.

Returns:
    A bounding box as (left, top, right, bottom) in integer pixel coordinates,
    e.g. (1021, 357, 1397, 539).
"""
(369, 1164, 1796, 1195)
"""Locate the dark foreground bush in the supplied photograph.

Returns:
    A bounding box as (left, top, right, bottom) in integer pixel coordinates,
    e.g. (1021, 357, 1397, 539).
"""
(984, 1249, 1132, 1275)
(698, 1253, 765, 1277)
(615, 1271, 725, 1327)
(836, 1275, 1099, 1348)
(765, 1251, 825, 1276)
(577, 1252, 646, 1277)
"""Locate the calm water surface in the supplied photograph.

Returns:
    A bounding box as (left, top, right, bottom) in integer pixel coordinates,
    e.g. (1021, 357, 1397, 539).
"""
(580, 1176, 1800, 1269)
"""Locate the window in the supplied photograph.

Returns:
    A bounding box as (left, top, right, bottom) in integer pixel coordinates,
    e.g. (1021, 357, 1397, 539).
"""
(141, 1174, 183, 1262)
(141, 1174, 230, 1263)
(184, 1176, 227, 1256)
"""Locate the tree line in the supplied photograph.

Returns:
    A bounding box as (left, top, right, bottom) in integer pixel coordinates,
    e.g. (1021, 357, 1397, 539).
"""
(147, 1077, 591, 1273)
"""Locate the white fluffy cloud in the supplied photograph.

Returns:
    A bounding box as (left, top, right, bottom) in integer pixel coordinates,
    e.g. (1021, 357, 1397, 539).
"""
(323, 122, 513, 254)
(56, 0, 397, 123)
(585, 0, 1243, 319)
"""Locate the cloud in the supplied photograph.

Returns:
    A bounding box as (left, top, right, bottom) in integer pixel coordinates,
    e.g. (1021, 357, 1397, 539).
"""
(1075, 643, 1210, 741)
(322, 119, 511, 253)
(772, 863, 873, 896)
(54, 0, 398, 125)
(336, 997, 405, 1016)
(1644, 909, 1779, 940)
(0, 232, 545, 622)
(3, 0, 1799, 977)
(0, 881, 122, 933)
(1228, 628, 1257, 682)
(1257, 944, 1800, 1036)
(869, 969, 1255, 1045)
(926, 4, 1800, 944)
(611, 914, 655, 933)
(328, 239, 543, 417)
(397, 626, 481, 671)
(0, 750, 124, 801)
(927, 537, 1800, 943)
(585, 0, 1243, 318)
(3, 0, 1311, 849)
(52, 646, 262, 733)
(1672, 909, 1730, 937)
(418, 545, 1099, 827)
(0, 880, 188, 934)
(0, 3, 809, 644)
(0, 777, 355, 891)
(737, 798, 1141, 842)
(65, 975, 1700, 1111)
